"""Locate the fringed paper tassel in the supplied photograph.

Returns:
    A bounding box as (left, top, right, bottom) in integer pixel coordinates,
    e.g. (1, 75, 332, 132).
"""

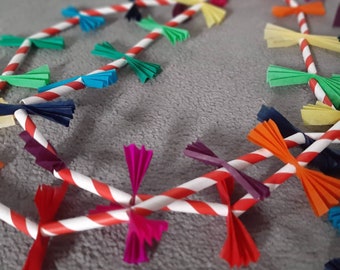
(174, 0, 226, 28)
(264, 23, 340, 53)
(257, 105, 340, 174)
(209, 0, 228, 8)
(23, 182, 68, 270)
(124, 210, 168, 264)
(125, 4, 142, 21)
(328, 206, 340, 230)
(184, 139, 270, 200)
(272, 1, 325, 17)
(301, 102, 340, 126)
(0, 35, 64, 50)
(216, 172, 260, 267)
(61, 6, 105, 32)
(137, 16, 189, 45)
(124, 144, 153, 206)
(123, 144, 168, 264)
(92, 42, 161, 83)
(333, 4, 340, 27)
(324, 258, 340, 270)
(19, 131, 66, 173)
(0, 65, 50, 89)
(81, 70, 118, 88)
(266, 65, 340, 110)
(248, 120, 340, 217)
(124, 144, 168, 264)
(0, 100, 75, 127)
(172, 3, 191, 19)
(38, 70, 117, 92)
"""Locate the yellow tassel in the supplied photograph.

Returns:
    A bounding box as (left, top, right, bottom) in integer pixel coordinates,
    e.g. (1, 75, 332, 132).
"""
(264, 23, 340, 53)
(301, 101, 340, 126)
(0, 98, 15, 128)
(175, 0, 226, 28)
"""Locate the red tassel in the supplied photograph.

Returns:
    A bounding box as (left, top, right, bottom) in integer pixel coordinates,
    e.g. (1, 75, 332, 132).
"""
(23, 182, 68, 270)
(217, 177, 260, 267)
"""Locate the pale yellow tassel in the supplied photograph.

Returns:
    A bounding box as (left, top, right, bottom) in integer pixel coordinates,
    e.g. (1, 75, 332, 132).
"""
(0, 98, 15, 128)
(301, 101, 340, 126)
(175, 0, 226, 28)
(264, 23, 340, 53)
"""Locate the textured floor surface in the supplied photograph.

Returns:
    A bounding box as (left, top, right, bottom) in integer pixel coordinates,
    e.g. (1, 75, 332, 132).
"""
(0, 0, 340, 269)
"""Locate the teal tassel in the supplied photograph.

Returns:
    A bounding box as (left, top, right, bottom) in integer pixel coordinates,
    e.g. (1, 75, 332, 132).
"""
(92, 42, 161, 83)
(137, 16, 189, 45)
(0, 35, 64, 50)
(81, 69, 118, 88)
(0, 65, 50, 88)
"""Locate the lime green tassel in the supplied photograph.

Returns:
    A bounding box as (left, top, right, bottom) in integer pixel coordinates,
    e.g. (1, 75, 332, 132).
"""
(92, 41, 161, 83)
(137, 16, 189, 45)
(0, 65, 50, 88)
(267, 65, 340, 109)
(0, 35, 64, 50)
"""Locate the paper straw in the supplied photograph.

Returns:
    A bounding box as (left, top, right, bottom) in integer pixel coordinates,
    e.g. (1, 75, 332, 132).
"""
(14, 109, 56, 155)
(284, 0, 334, 107)
(40, 122, 340, 236)
(0, 202, 38, 239)
(0, 0, 175, 91)
(232, 120, 340, 216)
(21, 4, 203, 105)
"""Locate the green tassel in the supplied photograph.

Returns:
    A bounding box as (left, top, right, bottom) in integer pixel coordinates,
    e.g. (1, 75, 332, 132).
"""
(267, 65, 340, 109)
(0, 65, 50, 88)
(92, 41, 161, 83)
(0, 35, 64, 50)
(137, 16, 189, 45)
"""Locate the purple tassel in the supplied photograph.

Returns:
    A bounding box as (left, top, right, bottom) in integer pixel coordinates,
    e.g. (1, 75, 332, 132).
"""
(124, 210, 168, 264)
(333, 4, 340, 27)
(184, 139, 270, 200)
(172, 3, 191, 23)
(124, 144, 153, 205)
(19, 131, 66, 173)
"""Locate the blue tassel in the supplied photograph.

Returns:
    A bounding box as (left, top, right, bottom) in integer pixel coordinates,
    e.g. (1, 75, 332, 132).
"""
(38, 76, 80, 93)
(0, 100, 75, 127)
(61, 6, 105, 32)
(81, 69, 118, 88)
(328, 207, 340, 230)
(257, 105, 340, 174)
(325, 258, 340, 270)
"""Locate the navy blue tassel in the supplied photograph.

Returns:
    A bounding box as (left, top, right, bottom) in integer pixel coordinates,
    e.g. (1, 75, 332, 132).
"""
(257, 105, 340, 174)
(125, 4, 142, 21)
(325, 258, 340, 270)
(0, 100, 75, 127)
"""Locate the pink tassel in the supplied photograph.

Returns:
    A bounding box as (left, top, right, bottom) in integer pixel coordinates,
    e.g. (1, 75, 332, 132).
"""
(124, 210, 168, 264)
(124, 144, 153, 205)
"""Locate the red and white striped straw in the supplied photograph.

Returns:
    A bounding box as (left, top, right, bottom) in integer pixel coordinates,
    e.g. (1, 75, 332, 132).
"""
(39, 121, 340, 236)
(232, 120, 340, 216)
(21, 4, 203, 105)
(0, 202, 38, 239)
(0, 0, 175, 91)
(284, 0, 334, 107)
(13, 108, 339, 217)
(14, 109, 56, 155)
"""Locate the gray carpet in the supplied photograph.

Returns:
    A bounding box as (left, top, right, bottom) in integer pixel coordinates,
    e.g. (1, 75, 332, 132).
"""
(0, 0, 340, 269)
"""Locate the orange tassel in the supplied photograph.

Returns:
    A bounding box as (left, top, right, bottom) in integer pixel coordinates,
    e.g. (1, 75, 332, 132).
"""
(248, 120, 340, 217)
(272, 2, 325, 17)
